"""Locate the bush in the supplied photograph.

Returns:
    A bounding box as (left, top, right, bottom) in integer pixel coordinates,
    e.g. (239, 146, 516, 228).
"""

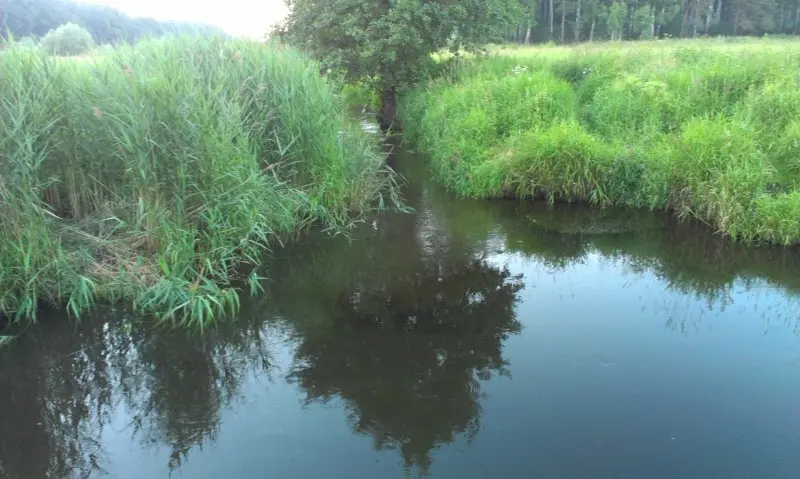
(40, 23, 94, 56)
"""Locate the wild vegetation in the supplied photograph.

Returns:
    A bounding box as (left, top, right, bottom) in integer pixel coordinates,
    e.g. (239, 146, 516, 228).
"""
(276, 0, 520, 127)
(39, 22, 94, 56)
(0, 35, 395, 325)
(399, 38, 800, 245)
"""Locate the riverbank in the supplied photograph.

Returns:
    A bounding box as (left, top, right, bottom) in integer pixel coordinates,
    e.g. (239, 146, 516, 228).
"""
(399, 38, 800, 246)
(1, 146, 799, 479)
(0, 36, 396, 325)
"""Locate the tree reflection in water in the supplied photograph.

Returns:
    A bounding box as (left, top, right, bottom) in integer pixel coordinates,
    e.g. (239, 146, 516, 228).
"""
(284, 256, 523, 474)
(267, 169, 525, 475)
(0, 316, 274, 478)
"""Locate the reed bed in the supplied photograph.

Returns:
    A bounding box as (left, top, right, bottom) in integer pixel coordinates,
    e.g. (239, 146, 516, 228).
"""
(0, 36, 396, 326)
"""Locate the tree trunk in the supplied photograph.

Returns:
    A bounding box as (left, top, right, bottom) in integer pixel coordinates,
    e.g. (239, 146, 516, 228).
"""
(657, 6, 665, 36)
(629, 0, 638, 37)
(525, 23, 532, 44)
(560, 0, 567, 42)
(681, 0, 692, 36)
(379, 86, 397, 132)
(575, 0, 582, 42)
(590, 17, 596, 41)
(795, 4, 800, 34)
(651, 6, 656, 38)
(732, 3, 738, 35)
(549, 0, 555, 40)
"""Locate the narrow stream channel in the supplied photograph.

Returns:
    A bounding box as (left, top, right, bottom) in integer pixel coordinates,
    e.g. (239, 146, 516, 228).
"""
(1, 147, 799, 479)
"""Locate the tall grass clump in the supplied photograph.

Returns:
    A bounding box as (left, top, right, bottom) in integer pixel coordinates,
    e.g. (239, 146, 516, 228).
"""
(399, 38, 800, 246)
(0, 36, 395, 326)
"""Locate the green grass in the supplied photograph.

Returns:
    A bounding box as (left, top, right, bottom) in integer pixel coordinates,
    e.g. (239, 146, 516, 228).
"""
(399, 38, 800, 246)
(0, 35, 397, 326)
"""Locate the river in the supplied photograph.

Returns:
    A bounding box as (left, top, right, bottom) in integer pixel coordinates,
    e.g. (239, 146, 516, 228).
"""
(1, 149, 799, 479)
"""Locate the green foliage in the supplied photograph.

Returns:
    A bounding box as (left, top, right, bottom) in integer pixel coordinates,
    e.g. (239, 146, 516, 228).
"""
(0, 36, 396, 325)
(503, 0, 800, 44)
(341, 82, 381, 111)
(605, 1, 627, 40)
(279, 0, 520, 113)
(40, 22, 93, 55)
(400, 38, 800, 245)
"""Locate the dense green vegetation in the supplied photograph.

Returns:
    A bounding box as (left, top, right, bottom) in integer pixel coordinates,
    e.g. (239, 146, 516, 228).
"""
(0, 36, 395, 325)
(1, 0, 222, 44)
(277, 0, 520, 127)
(399, 39, 800, 245)
(508, 0, 800, 43)
(39, 22, 93, 55)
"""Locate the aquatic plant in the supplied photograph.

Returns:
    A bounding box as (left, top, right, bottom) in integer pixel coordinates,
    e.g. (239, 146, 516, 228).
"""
(0, 35, 396, 326)
(399, 38, 800, 245)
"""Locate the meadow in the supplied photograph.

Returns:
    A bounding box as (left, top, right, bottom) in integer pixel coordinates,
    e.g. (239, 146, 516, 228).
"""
(399, 38, 800, 246)
(0, 36, 396, 326)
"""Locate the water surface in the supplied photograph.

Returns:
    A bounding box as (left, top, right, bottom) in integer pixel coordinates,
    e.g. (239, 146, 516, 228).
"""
(1, 152, 799, 479)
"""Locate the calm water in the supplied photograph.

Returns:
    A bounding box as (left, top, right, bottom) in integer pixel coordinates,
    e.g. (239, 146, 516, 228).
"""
(1, 152, 800, 479)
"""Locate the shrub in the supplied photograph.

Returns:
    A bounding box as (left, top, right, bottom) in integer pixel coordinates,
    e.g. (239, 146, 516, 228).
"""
(40, 23, 94, 56)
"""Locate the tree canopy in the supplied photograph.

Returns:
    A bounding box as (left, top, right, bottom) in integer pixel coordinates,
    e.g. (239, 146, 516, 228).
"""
(278, 0, 521, 126)
(0, 0, 223, 45)
(506, 0, 800, 43)
(39, 21, 93, 55)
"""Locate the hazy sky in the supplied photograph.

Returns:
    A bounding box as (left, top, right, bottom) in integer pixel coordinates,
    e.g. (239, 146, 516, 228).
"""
(78, 0, 289, 38)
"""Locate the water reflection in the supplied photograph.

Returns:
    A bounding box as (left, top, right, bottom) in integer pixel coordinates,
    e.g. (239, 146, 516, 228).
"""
(0, 150, 799, 478)
(250, 163, 525, 474)
(0, 316, 274, 478)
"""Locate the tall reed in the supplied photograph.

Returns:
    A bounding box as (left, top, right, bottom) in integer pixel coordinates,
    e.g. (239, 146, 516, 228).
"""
(399, 38, 800, 246)
(0, 36, 396, 326)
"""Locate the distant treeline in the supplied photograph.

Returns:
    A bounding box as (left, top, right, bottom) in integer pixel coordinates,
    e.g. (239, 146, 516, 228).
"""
(0, 0, 224, 43)
(509, 0, 800, 43)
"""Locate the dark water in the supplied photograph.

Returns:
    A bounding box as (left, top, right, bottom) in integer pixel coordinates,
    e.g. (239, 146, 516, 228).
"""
(2, 152, 800, 479)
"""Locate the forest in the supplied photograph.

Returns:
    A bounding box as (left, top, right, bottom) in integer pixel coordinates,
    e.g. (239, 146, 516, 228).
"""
(0, 0, 222, 43)
(508, 0, 800, 43)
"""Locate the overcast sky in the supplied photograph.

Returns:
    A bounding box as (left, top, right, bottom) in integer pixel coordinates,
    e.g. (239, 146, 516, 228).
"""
(78, 0, 289, 38)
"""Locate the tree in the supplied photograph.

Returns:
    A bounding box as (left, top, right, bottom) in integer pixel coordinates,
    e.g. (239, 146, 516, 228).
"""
(606, 0, 628, 39)
(522, 0, 540, 43)
(584, 0, 603, 40)
(280, 0, 520, 129)
(558, 0, 573, 42)
(40, 22, 93, 55)
(632, 3, 654, 38)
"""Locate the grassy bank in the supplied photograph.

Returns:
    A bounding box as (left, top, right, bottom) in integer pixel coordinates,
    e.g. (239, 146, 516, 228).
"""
(0, 36, 395, 326)
(399, 38, 800, 246)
